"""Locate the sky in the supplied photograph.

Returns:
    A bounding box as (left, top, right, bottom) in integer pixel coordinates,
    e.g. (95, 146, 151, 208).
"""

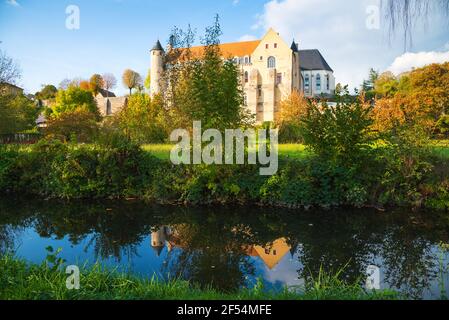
(1, 0, 448, 95)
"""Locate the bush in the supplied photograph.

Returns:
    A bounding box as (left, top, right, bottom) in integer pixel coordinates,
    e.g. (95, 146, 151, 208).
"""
(44, 110, 99, 143)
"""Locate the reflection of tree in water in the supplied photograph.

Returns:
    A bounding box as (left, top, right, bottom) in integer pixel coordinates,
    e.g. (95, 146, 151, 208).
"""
(160, 222, 256, 292)
(293, 211, 384, 287)
(380, 228, 437, 299)
(0, 225, 24, 255)
(2, 198, 449, 297)
(30, 201, 152, 262)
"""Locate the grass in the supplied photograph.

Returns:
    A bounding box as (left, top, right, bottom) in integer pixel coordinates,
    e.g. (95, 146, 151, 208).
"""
(0, 255, 399, 300)
(142, 143, 312, 160)
(142, 140, 449, 161)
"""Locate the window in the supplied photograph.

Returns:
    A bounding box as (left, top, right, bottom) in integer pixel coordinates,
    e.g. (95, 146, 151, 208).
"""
(276, 73, 282, 85)
(106, 100, 112, 115)
(316, 74, 321, 91)
(265, 44, 269, 49)
(239, 57, 244, 65)
(260, 56, 263, 61)
(244, 71, 249, 83)
(257, 85, 262, 97)
(244, 56, 249, 64)
(243, 94, 248, 106)
(274, 43, 277, 48)
(267, 56, 276, 68)
(233, 57, 239, 64)
(326, 74, 330, 91)
(304, 74, 310, 91)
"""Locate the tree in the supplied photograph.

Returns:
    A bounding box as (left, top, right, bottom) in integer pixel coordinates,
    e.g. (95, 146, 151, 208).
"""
(102, 73, 117, 97)
(0, 49, 21, 84)
(35, 85, 57, 101)
(116, 92, 167, 143)
(0, 94, 38, 134)
(162, 15, 251, 132)
(275, 91, 309, 143)
(144, 69, 151, 91)
(89, 74, 104, 96)
(122, 69, 142, 95)
(372, 62, 449, 134)
(361, 68, 379, 100)
(374, 72, 398, 98)
(79, 80, 91, 91)
(59, 79, 71, 90)
(44, 109, 99, 142)
(51, 86, 99, 119)
(300, 87, 374, 164)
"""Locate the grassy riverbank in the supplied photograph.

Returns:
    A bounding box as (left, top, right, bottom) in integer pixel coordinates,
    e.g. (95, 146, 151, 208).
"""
(1, 139, 449, 209)
(0, 256, 398, 300)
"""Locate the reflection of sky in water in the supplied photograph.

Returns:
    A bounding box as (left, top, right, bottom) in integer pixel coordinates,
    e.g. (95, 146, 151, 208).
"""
(2, 200, 449, 300)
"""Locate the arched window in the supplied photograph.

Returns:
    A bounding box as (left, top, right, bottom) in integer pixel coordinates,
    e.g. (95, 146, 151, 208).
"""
(267, 56, 276, 68)
(326, 74, 330, 91)
(316, 74, 321, 91)
(304, 74, 310, 91)
(106, 100, 112, 115)
(244, 71, 249, 83)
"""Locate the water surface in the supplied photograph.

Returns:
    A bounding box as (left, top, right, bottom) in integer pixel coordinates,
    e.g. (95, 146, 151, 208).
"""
(1, 197, 448, 299)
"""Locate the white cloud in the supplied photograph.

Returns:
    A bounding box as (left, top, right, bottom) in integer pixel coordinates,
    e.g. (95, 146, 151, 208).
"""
(387, 51, 449, 75)
(238, 34, 258, 42)
(248, 0, 447, 90)
(232, 0, 239, 6)
(6, 0, 20, 6)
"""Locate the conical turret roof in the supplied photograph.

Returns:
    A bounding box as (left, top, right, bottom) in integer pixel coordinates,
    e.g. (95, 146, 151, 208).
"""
(152, 40, 164, 51)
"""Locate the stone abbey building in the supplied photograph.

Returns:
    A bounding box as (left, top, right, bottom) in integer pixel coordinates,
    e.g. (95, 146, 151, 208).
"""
(150, 28, 335, 123)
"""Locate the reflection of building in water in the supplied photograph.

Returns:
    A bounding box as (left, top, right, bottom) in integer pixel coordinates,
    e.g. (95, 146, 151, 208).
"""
(246, 238, 291, 270)
(151, 226, 294, 270)
(150, 226, 172, 256)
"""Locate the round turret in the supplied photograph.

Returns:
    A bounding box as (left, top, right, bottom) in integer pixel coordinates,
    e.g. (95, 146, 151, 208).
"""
(150, 40, 164, 97)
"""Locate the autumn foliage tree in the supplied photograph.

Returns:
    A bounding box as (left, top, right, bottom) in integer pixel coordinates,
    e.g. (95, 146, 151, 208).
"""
(122, 69, 142, 95)
(372, 62, 449, 135)
(275, 91, 309, 142)
(89, 74, 105, 96)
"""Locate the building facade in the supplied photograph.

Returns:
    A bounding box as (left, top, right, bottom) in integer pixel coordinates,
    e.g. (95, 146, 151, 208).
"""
(150, 28, 335, 123)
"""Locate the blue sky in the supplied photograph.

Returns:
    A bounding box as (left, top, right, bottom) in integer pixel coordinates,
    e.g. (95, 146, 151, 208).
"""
(1, 0, 448, 95)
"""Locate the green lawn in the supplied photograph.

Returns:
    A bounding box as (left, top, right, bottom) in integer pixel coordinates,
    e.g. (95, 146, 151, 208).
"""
(142, 143, 312, 160)
(142, 141, 449, 161)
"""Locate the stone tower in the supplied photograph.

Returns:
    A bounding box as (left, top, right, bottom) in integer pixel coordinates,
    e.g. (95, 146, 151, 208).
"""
(150, 40, 164, 97)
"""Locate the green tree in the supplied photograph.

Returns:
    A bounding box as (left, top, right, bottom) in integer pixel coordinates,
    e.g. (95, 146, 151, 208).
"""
(50, 87, 99, 119)
(35, 84, 57, 101)
(0, 94, 38, 134)
(374, 72, 399, 98)
(300, 86, 374, 164)
(164, 15, 251, 132)
(116, 92, 167, 143)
